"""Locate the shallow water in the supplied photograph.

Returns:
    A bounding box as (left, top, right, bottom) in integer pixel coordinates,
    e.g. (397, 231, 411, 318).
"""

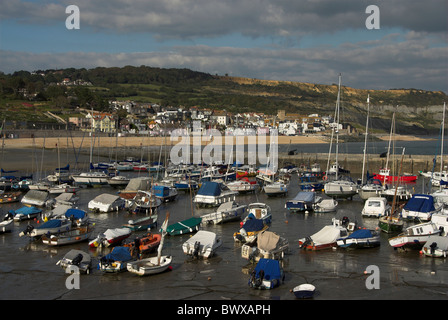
(1, 172, 448, 302)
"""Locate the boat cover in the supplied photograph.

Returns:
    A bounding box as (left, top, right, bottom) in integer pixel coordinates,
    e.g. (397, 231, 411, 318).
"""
(184, 230, 218, 246)
(311, 226, 342, 244)
(124, 177, 151, 191)
(403, 194, 436, 212)
(217, 201, 236, 212)
(65, 208, 87, 220)
(241, 219, 265, 232)
(37, 219, 66, 229)
(10, 206, 42, 215)
(103, 228, 131, 240)
(197, 181, 221, 196)
(254, 258, 282, 280)
(290, 191, 315, 203)
(167, 217, 202, 233)
(102, 246, 132, 262)
(345, 229, 375, 239)
(92, 193, 120, 204)
(23, 190, 48, 201)
(257, 231, 281, 251)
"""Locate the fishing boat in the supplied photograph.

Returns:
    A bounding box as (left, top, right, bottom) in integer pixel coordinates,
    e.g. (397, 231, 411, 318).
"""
(373, 169, 417, 183)
(182, 230, 223, 259)
(298, 217, 351, 251)
(124, 233, 162, 256)
(118, 177, 152, 200)
(21, 190, 49, 207)
(293, 284, 316, 299)
(122, 213, 158, 231)
(313, 197, 338, 213)
(242, 230, 289, 262)
(128, 190, 162, 214)
(0, 212, 14, 233)
(241, 203, 272, 225)
(285, 191, 317, 212)
(248, 258, 284, 290)
(127, 214, 173, 276)
(193, 181, 237, 207)
(98, 246, 134, 273)
(89, 227, 132, 248)
(336, 228, 380, 249)
(263, 180, 289, 197)
(421, 235, 448, 258)
(56, 249, 92, 274)
(200, 201, 247, 225)
(165, 217, 202, 236)
(10, 206, 42, 221)
(234, 218, 269, 244)
(42, 224, 94, 246)
(400, 194, 440, 221)
(361, 197, 391, 218)
(388, 222, 441, 250)
(152, 185, 178, 203)
(88, 193, 126, 213)
(0, 190, 22, 204)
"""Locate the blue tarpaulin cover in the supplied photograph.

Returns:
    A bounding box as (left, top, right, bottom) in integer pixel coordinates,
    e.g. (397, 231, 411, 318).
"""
(37, 219, 65, 229)
(153, 185, 169, 197)
(65, 208, 86, 220)
(241, 219, 265, 232)
(196, 181, 221, 196)
(345, 229, 375, 239)
(254, 258, 282, 280)
(102, 246, 132, 262)
(10, 206, 42, 216)
(403, 194, 435, 213)
(290, 191, 315, 203)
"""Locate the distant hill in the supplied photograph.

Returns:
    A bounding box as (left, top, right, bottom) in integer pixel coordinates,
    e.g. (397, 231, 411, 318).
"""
(0, 65, 446, 134)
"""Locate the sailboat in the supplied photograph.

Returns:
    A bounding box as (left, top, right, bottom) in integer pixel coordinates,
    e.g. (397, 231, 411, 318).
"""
(378, 148, 406, 233)
(323, 74, 357, 199)
(127, 213, 173, 276)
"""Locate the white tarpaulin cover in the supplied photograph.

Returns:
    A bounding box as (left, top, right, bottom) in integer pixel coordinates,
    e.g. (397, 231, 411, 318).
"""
(311, 226, 342, 245)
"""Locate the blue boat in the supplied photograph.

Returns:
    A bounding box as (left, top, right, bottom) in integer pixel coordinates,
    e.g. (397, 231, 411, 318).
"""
(285, 191, 317, 212)
(10, 206, 42, 221)
(98, 246, 133, 273)
(401, 194, 440, 221)
(152, 185, 178, 202)
(336, 228, 380, 249)
(248, 258, 284, 290)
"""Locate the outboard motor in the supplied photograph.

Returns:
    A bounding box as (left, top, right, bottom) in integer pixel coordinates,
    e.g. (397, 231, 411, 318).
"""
(3, 212, 14, 221)
(72, 254, 83, 267)
(193, 241, 201, 257)
(20, 224, 35, 237)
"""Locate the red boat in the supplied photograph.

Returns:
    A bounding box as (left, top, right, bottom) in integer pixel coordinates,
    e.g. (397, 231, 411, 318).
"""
(373, 168, 417, 183)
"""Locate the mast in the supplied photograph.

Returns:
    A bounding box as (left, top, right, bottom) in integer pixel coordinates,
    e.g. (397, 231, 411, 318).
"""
(335, 74, 341, 180)
(441, 102, 446, 174)
(361, 94, 370, 185)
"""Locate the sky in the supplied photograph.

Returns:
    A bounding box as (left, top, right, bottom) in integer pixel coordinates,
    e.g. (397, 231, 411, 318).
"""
(0, 0, 447, 93)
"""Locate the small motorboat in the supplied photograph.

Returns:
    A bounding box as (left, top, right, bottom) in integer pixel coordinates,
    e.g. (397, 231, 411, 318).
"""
(388, 221, 441, 250)
(21, 190, 50, 207)
(19, 218, 73, 238)
(56, 249, 92, 274)
(98, 246, 134, 273)
(10, 206, 42, 221)
(313, 198, 338, 213)
(0, 212, 14, 233)
(248, 258, 285, 290)
(234, 218, 269, 244)
(193, 181, 237, 207)
(89, 227, 132, 248)
(88, 193, 126, 213)
(263, 180, 289, 197)
(107, 175, 130, 187)
(285, 191, 317, 212)
(361, 197, 391, 218)
(124, 233, 162, 256)
(200, 201, 247, 225)
(241, 203, 272, 225)
(122, 214, 158, 231)
(182, 230, 223, 259)
(293, 284, 316, 299)
(152, 185, 178, 203)
(242, 230, 289, 262)
(421, 235, 448, 258)
(42, 224, 95, 246)
(401, 194, 440, 221)
(299, 217, 352, 251)
(337, 228, 380, 249)
(128, 190, 162, 214)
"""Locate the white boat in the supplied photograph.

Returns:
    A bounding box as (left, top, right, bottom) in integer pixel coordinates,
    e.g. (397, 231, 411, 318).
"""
(71, 171, 110, 186)
(313, 198, 338, 213)
(430, 211, 448, 236)
(242, 230, 289, 262)
(293, 284, 316, 299)
(361, 197, 391, 218)
(0, 212, 13, 233)
(242, 203, 272, 224)
(89, 227, 132, 248)
(19, 218, 74, 238)
(226, 180, 258, 193)
(48, 183, 79, 194)
(10, 206, 42, 221)
(107, 175, 130, 187)
(299, 217, 352, 251)
(388, 221, 441, 250)
(52, 193, 79, 207)
(182, 230, 223, 259)
(56, 249, 92, 274)
(263, 180, 288, 197)
(42, 224, 94, 246)
(127, 214, 172, 276)
(128, 190, 162, 214)
(193, 181, 237, 207)
(200, 201, 247, 225)
(21, 190, 50, 207)
(285, 191, 317, 212)
(381, 186, 412, 203)
(401, 194, 440, 221)
(421, 235, 448, 258)
(88, 193, 126, 213)
(432, 188, 448, 206)
(118, 177, 152, 200)
(324, 177, 357, 199)
(357, 179, 385, 200)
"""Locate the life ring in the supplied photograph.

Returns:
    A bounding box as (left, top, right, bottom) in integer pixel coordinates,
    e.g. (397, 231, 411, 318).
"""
(323, 175, 328, 181)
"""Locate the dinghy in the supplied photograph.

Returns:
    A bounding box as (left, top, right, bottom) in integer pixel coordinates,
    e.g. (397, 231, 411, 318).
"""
(89, 227, 132, 248)
(124, 233, 162, 256)
(248, 258, 284, 290)
(293, 284, 316, 299)
(98, 246, 134, 273)
(182, 230, 223, 259)
(56, 249, 92, 274)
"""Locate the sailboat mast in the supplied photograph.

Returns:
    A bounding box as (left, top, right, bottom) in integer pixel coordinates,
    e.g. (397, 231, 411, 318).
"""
(361, 94, 370, 185)
(335, 73, 342, 180)
(441, 102, 446, 173)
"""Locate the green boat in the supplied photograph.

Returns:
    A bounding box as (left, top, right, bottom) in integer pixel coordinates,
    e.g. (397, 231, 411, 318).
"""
(164, 217, 202, 236)
(378, 216, 404, 234)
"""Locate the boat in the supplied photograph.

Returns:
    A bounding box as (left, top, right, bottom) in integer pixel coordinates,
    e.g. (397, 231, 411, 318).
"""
(241, 203, 272, 225)
(323, 176, 357, 200)
(122, 213, 158, 231)
(285, 191, 317, 212)
(388, 221, 441, 250)
(152, 185, 178, 203)
(234, 218, 269, 244)
(89, 227, 132, 248)
(118, 177, 152, 200)
(165, 217, 202, 236)
(128, 190, 162, 214)
(88, 193, 126, 213)
(51, 192, 79, 207)
(48, 183, 79, 194)
(107, 175, 130, 187)
(313, 197, 338, 213)
(373, 169, 417, 183)
(42, 224, 95, 246)
(19, 218, 74, 238)
(357, 179, 385, 200)
(182, 230, 223, 259)
(421, 235, 448, 258)
(293, 284, 316, 299)
(127, 214, 173, 276)
(248, 258, 284, 290)
(401, 194, 440, 221)
(200, 201, 247, 225)
(298, 217, 351, 251)
(56, 249, 92, 274)
(361, 197, 391, 218)
(0, 212, 14, 233)
(0, 190, 22, 204)
(71, 171, 110, 186)
(381, 186, 412, 204)
(430, 212, 448, 236)
(242, 230, 289, 262)
(21, 190, 49, 207)
(226, 179, 258, 194)
(193, 181, 237, 207)
(263, 180, 289, 197)
(124, 233, 162, 256)
(173, 179, 198, 192)
(298, 173, 324, 191)
(10, 206, 42, 221)
(98, 246, 134, 273)
(336, 228, 380, 249)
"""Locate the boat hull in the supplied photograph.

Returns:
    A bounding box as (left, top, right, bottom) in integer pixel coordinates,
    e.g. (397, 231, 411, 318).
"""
(127, 255, 172, 276)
